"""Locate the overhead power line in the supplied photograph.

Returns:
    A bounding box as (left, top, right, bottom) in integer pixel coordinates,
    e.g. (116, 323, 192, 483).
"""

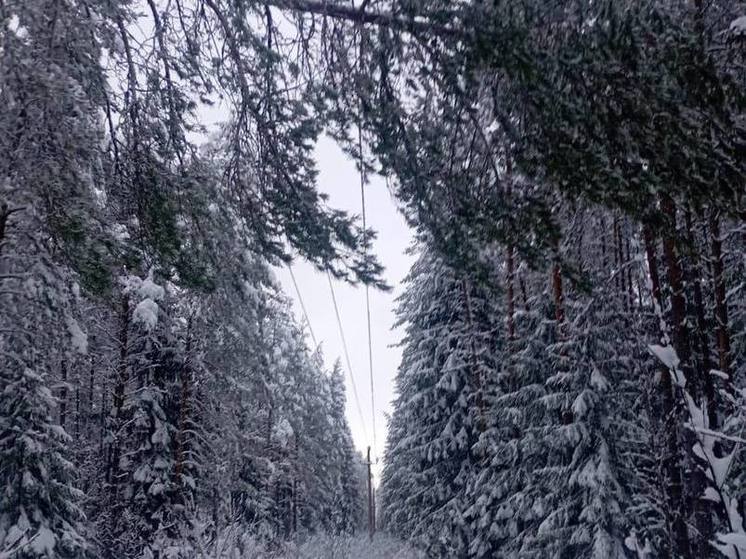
(358, 122, 378, 455)
(287, 263, 318, 348)
(327, 271, 369, 443)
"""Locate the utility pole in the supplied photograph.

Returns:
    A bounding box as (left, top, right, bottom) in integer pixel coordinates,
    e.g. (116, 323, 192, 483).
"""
(367, 446, 375, 540)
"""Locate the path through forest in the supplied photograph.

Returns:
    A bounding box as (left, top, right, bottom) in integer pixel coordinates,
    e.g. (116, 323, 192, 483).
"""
(210, 533, 424, 559)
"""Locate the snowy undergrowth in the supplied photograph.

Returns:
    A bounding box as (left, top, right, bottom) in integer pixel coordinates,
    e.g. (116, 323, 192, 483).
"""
(278, 534, 424, 559)
(194, 532, 424, 559)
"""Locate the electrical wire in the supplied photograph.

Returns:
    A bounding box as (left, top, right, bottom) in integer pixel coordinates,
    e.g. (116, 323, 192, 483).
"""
(286, 263, 318, 348)
(327, 271, 369, 443)
(358, 121, 378, 456)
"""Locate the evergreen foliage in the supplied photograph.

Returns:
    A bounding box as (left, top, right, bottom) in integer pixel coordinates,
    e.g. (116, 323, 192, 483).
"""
(2, 0, 746, 557)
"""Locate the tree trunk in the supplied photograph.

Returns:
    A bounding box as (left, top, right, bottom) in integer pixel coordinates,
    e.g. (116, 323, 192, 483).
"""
(60, 360, 68, 429)
(88, 346, 95, 433)
(174, 318, 192, 485)
(75, 385, 81, 439)
(685, 210, 717, 428)
(506, 245, 516, 342)
(552, 256, 564, 326)
(505, 154, 516, 342)
(660, 197, 695, 395)
(614, 216, 627, 310)
(625, 231, 635, 311)
(642, 223, 692, 559)
(519, 274, 529, 311)
(100, 371, 107, 452)
(660, 196, 712, 556)
(462, 279, 486, 433)
(113, 295, 130, 418)
(709, 211, 730, 378)
(108, 294, 130, 485)
(0, 203, 23, 259)
(600, 215, 609, 277)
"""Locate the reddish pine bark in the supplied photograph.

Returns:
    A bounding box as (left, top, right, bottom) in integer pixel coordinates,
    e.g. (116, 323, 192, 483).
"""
(643, 223, 692, 559)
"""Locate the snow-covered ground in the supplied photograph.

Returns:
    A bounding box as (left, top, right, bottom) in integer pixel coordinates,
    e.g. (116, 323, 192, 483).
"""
(276, 534, 425, 559)
(198, 533, 424, 559)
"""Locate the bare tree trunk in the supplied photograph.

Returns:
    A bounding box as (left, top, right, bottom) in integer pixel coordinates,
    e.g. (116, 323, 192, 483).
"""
(505, 154, 516, 343)
(462, 279, 486, 433)
(600, 214, 608, 270)
(614, 216, 628, 311)
(625, 228, 635, 311)
(113, 295, 130, 418)
(59, 360, 68, 429)
(643, 223, 692, 559)
(709, 211, 730, 378)
(506, 245, 516, 342)
(685, 210, 717, 429)
(174, 318, 192, 485)
(99, 371, 107, 452)
(643, 225, 663, 308)
(0, 203, 23, 259)
(519, 274, 529, 311)
(108, 294, 130, 485)
(660, 196, 713, 557)
(266, 404, 274, 449)
(75, 385, 81, 439)
(660, 198, 696, 394)
(552, 256, 564, 326)
(88, 344, 95, 434)
(0, 203, 8, 252)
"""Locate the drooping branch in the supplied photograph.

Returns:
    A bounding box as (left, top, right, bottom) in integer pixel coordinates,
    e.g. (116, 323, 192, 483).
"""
(262, 0, 463, 38)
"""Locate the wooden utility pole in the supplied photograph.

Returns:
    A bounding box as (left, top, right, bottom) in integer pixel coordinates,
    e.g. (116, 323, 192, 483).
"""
(367, 446, 375, 540)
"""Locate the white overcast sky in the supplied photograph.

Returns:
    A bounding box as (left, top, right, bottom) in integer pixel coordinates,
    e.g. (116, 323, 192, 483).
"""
(198, 102, 412, 477)
(275, 136, 414, 473)
(149, 6, 412, 484)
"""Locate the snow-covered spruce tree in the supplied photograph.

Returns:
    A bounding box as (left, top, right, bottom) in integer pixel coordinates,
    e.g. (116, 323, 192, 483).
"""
(125, 282, 191, 558)
(513, 209, 632, 558)
(463, 292, 557, 558)
(94, 272, 197, 559)
(326, 360, 365, 535)
(0, 366, 87, 558)
(464, 208, 651, 558)
(0, 3, 104, 553)
(261, 306, 345, 538)
(609, 223, 674, 557)
(294, 347, 336, 535)
(380, 243, 502, 556)
(184, 229, 368, 551)
(520, 299, 629, 558)
(195, 265, 279, 546)
(259, 303, 310, 539)
(0, 294, 88, 559)
(0, 19, 93, 547)
(0, 205, 89, 558)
